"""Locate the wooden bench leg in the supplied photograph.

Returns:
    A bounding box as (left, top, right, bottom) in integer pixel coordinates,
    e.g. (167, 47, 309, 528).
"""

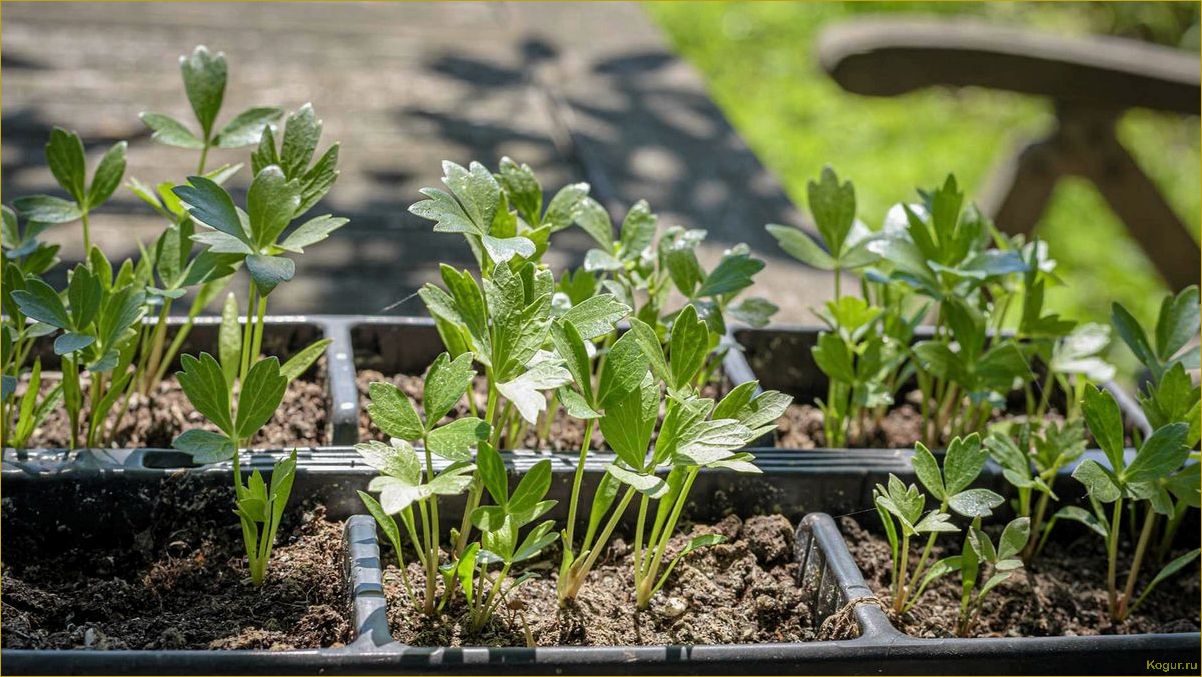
(982, 107, 1198, 290)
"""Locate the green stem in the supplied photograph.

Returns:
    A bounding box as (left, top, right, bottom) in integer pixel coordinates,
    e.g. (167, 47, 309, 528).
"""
(80, 211, 92, 256)
(561, 487, 636, 601)
(239, 284, 257, 385)
(1107, 498, 1123, 619)
(1118, 507, 1157, 621)
(250, 294, 268, 365)
(637, 468, 698, 609)
(563, 419, 596, 550)
(197, 143, 210, 174)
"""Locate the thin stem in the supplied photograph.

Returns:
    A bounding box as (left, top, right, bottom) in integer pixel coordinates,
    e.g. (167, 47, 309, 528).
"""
(250, 294, 268, 365)
(1107, 498, 1123, 619)
(895, 532, 911, 614)
(561, 487, 636, 601)
(563, 419, 595, 550)
(80, 211, 92, 255)
(197, 143, 210, 174)
(1119, 507, 1157, 621)
(239, 284, 257, 385)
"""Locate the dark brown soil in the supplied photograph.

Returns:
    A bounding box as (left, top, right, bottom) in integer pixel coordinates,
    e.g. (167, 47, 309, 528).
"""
(841, 516, 1201, 638)
(356, 370, 732, 452)
(17, 361, 330, 449)
(1, 505, 351, 650)
(380, 514, 842, 646)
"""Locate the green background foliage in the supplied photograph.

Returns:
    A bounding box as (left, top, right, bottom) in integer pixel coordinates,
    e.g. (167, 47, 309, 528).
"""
(648, 1, 1200, 332)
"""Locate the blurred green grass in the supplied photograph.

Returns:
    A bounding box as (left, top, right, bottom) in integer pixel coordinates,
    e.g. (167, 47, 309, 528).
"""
(647, 1, 1200, 336)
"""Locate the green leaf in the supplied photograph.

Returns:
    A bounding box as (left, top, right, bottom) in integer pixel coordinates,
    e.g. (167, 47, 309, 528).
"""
(543, 182, 589, 232)
(558, 387, 600, 419)
(619, 199, 657, 256)
(477, 444, 509, 506)
(583, 248, 622, 272)
(943, 434, 986, 496)
(12, 278, 69, 329)
(409, 187, 479, 235)
(173, 175, 245, 238)
(247, 166, 301, 248)
(297, 144, 339, 215)
(812, 332, 856, 384)
(606, 463, 668, 498)
(218, 292, 241, 387)
(913, 510, 959, 534)
(366, 381, 424, 441)
(1125, 423, 1189, 483)
(245, 254, 295, 296)
(45, 127, 87, 202)
(912, 442, 944, 501)
(279, 338, 331, 382)
(562, 294, 630, 341)
(67, 264, 101, 330)
(626, 318, 669, 384)
(172, 428, 234, 464)
(12, 195, 83, 224)
(215, 106, 283, 148)
(601, 377, 659, 469)
(1072, 459, 1122, 503)
(355, 439, 421, 483)
(767, 224, 835, 270)
(912, 341, 960, 382)
(141, 112, 206, 149)
(88, 141, 127, 208)
(728, 297, 778, 328)
(997, 517, 1030, 560)
(668, 304, 709, 390)
(280, 104, 322, 178)
(235, 357, 287, 439)
(177, 353, 233, 434)
(1112, 301, 1157, 373)
(274, 213, 350, 254)
(497, 157, 542, 225)
(1135, 548, 1201, 611)
(948, 488, 1004, 518)
(53, 332, 94, 355)
(510, 459, 552, 514)
(1083, 385, 1125, 472)
(497, 358, 572, 424)
(427, 417, 490, 461)
(481, 234, 535, 263)
(1155, 286, 1200, 362)
(807, 167, 856, 256)
(423, 352, 477, 427)
(180, 45, 227, 136)
(597, 330, 650, 408)
(696, 248, 764, 297)
(358, 490, 404, 559)
(662, 232, 705, 296)
(550, 319, 592, 400)
(441, 160, 500, 233)
(575, 197, 614, 250)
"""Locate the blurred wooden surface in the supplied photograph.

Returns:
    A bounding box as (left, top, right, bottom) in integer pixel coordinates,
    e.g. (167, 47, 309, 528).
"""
(2, 2, 833, 320)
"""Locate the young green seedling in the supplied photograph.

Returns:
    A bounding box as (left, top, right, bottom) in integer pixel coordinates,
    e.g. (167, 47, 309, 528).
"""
(1108, 287, 1199, 562)
(934, 517, 1030, 637)
(1069, 385, 1199, 622)
(356, 352, 490, 615)
(11, 128, 126, 254)
(556, 304, 790, 607)
(463, 448, 557, 631)
(173, 350, 298, 585)
(874, 434, 1004, 614)
(140, 46, 282, 174)
(986, 419, 1085, 561)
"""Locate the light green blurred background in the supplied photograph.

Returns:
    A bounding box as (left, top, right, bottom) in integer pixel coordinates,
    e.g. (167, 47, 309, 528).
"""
(648, 1, 1200, 335)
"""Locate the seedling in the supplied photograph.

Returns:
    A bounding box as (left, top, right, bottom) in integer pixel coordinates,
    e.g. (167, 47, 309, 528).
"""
(556, 305, 790, 607)
(768, 168, 1109, 447)
(357, 352, 489, 614)
(1068, 385, 1199, 622)
(874, 434, 1004, 615)
(986, 419, 1085, 561)
(938, 517, 1030, 637)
